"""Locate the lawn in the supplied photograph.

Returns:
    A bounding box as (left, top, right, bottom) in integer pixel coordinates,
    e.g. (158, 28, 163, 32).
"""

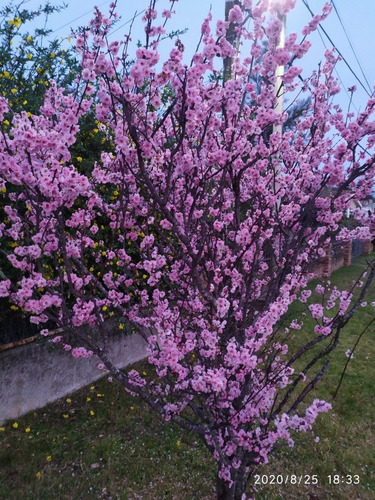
(0, 255, 374, 499)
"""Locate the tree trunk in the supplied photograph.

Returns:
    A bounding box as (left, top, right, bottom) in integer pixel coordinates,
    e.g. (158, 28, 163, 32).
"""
(216, 473, 247, 500)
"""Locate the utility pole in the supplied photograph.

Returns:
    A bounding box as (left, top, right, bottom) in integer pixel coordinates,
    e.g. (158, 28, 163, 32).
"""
(274, 11, 286, 136)
(223, 0, 241, 83)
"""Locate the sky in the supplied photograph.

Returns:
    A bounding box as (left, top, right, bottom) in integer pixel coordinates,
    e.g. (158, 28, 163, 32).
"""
(12, 0, 375, 113)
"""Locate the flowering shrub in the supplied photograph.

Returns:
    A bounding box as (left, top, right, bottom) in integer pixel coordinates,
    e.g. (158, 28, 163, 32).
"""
(1, 1, 375, 498)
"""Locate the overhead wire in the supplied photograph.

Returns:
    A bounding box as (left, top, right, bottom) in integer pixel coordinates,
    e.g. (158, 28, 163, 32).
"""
(109, 0, 160, 36)
(330, 0, 372, 95)
(52, 0, 111, 34)
(301, 0, 372, 98)
(305, 9, 360, 113)
(51, 0, 161, 38)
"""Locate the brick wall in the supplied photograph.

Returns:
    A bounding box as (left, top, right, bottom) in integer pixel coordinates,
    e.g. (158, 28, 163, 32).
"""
(312, 239, 372, 278)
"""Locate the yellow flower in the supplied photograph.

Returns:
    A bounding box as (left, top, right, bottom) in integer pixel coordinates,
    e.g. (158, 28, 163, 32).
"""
(10, 88, 17, 94)
(86, 397, 91, 402)
(3, 119, 10, 126)
(76, 156, 82, 162)
(26, 35, 33, 42)
(66, 398, 71, 403)
(177, 440, 181, 447)
(102, 306, 107, 311)
(36, 471, 41, 480)
(25, 427, 31, 433)
(97, 393, 102, 397)
(27, 53, 32, 60)
(130, 406, 134, 410)
(90, 410, 94, 416)
(118, 324, 124, 330)
(90, 386, 95, 391)
(0, 427, 5, 432)
(8, 19, 14, 26)
(62, 414, 69, 419)
(23, 100, 27, 105)
(12, 422, 18, 429)
(46, 455, 52, 462)
(51, 52, 56, 58)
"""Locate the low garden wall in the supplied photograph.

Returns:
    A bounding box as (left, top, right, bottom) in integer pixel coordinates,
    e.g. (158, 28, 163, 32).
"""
(312, 239, 373, 278)
(0, 332, 148, 425)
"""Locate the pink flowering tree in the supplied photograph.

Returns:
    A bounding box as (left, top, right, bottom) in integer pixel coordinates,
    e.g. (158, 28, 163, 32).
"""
(1, 1, 375, 498)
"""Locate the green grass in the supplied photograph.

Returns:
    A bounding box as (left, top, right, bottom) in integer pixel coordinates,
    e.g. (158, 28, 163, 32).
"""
(1, 255, 374, 499)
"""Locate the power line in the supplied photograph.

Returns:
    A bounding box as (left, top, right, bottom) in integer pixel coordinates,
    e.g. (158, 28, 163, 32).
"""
(314, 22, 360, 114)
(301, 0, 372, 98)
(51, 0, 161, 39)
(109, 0, 160, 36)
(330, 0, 372, 94)
(52, 0, 111, 34)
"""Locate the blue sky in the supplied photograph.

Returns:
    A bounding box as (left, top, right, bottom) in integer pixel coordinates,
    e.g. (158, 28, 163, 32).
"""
(19, 0, 375, 113)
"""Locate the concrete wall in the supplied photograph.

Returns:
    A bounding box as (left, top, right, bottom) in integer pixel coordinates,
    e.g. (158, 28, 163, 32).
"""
(0, 333, 148, 425)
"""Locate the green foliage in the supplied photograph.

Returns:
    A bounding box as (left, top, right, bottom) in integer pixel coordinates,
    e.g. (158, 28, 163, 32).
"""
(0, 1, 78, 115)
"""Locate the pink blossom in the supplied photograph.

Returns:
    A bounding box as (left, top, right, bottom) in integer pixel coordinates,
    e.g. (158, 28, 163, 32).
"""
(216, 297, 230, 318)
(0, 280, 11, 297)
(228, 5, 243, 24)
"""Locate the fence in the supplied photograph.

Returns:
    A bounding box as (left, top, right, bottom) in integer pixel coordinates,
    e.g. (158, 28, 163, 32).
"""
(351, 239, 365, 261)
